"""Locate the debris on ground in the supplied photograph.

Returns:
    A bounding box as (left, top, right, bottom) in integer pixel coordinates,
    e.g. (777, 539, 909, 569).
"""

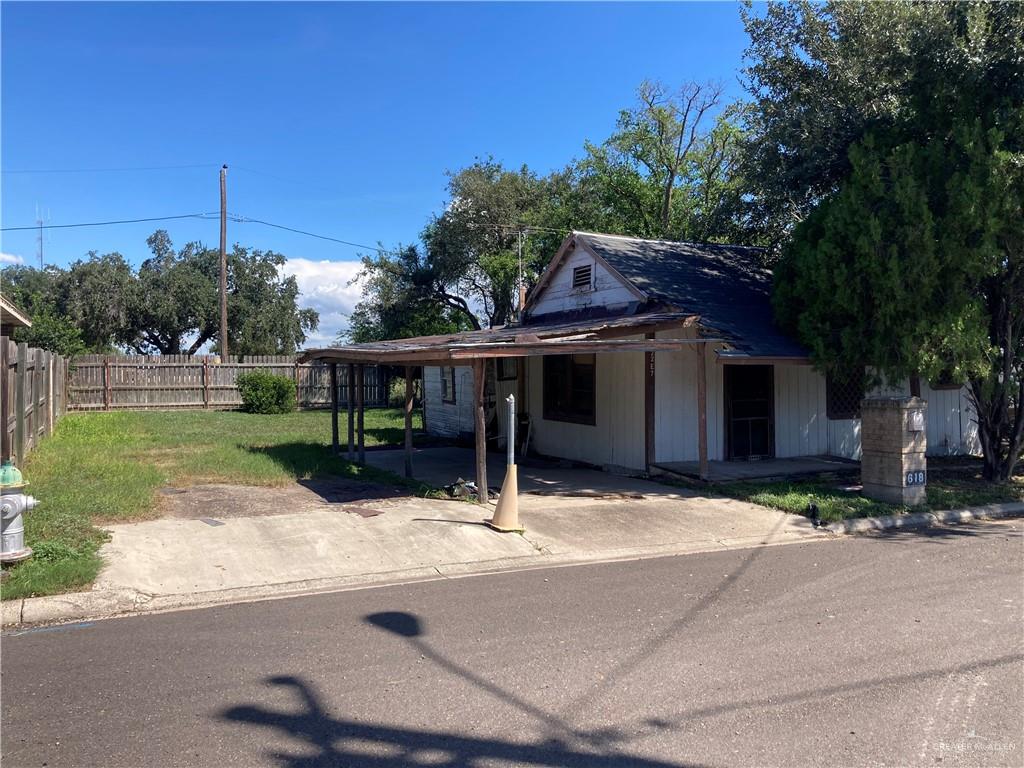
(443, 478, 499, 501)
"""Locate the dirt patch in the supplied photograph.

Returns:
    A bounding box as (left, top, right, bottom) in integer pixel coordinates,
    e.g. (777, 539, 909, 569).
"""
(156, 478, 410, 520)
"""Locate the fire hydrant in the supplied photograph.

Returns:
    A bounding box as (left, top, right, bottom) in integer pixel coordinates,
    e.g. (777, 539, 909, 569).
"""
(1, 460, 38, 563)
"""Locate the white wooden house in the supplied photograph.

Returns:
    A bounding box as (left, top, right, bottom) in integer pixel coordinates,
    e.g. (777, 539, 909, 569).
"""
(420, 232, 979, 474)
(303, 231, 979, 497)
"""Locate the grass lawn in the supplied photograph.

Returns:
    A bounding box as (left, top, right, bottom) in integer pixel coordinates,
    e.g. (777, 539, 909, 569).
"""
(709, 468, 1023, 524)
(1, 408, 425, 601)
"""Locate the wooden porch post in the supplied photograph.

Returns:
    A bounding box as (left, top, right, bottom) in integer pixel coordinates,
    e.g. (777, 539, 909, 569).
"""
(347, 363, 355, 460)
(644, 334, 656, 472)
(472, 358, 488, 506)
(404, 366, 414, 478)
(329, 362, 339, 455)
(697, 345, 709, 481)
(356, 364, 365, 464)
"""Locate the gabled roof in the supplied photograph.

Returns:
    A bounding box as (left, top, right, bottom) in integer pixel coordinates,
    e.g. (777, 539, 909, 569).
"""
(566, 231, 807, 359)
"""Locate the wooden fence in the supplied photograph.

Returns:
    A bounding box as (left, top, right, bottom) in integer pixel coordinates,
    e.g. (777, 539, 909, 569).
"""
(1, 337, 70, 465)
(67, 355, 390, 411)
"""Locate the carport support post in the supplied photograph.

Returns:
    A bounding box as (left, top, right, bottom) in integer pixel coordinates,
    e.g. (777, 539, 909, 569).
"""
(697, 345, 709, 481)
(329, 363, 339, 455)
(356, 364, 365, 464)
(473, 358, 488, 506)
(346, 363, 355, 460)
(403, 366, 414, 478)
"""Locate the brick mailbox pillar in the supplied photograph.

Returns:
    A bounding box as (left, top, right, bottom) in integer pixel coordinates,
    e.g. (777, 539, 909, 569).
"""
(860, 397, 928, 506)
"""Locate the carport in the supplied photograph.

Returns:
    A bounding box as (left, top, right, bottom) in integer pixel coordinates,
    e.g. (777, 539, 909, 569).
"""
(299, 310, 722, 502)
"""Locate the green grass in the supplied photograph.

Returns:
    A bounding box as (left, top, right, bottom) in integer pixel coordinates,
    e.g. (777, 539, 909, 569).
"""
(1, 408, 426, 601)
(707, 472, 1023, 524)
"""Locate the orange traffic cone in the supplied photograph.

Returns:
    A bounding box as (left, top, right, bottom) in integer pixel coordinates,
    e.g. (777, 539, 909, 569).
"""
(488, 463, 523, 533)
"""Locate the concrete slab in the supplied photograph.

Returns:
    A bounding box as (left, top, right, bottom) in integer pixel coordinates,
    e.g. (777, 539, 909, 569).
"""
(654, 455, 858, 482)
(96, 497, 538, 596)
(365, 446, 686, 498)
(93, 448, 824, 606)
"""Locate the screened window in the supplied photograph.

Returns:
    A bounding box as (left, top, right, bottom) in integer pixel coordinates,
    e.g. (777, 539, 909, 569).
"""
(543, 354, 596, 425)
(572, 264, 593, 291)
(497, 357, 518, 381)
(826, 370, 865, 420)
(440, 366, 457, 404)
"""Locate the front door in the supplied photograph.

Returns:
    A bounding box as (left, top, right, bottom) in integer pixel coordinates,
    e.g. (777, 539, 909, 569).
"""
(724, 365, 774, 460)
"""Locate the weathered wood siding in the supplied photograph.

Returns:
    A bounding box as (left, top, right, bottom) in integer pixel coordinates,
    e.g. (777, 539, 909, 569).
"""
(529, 244, 637, 318)
(525, 341, 647, 472)
(422, 365, 475, 438)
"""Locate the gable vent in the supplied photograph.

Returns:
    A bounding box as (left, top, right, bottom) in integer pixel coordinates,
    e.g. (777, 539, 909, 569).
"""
(572, 264, 593, 290)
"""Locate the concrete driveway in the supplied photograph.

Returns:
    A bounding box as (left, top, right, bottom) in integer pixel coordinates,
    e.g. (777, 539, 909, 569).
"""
(86, 447, 824, 616)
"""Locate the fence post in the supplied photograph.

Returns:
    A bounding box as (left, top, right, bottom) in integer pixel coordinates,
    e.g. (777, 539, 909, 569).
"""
(14, 342, 27, 464)
(203, 358, 211, 409)
(103, 356, 112, 411)
(0, 339, 10, 462)
(44, 351, 54, 437)
(294, 361, 301, 407)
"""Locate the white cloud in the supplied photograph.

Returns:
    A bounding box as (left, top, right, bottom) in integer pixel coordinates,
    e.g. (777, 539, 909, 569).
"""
(0, 253, 25, 265)
(280, 258, 365, 346)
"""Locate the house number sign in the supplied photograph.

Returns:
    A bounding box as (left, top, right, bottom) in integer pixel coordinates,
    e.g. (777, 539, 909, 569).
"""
(905, 470, 926, 487)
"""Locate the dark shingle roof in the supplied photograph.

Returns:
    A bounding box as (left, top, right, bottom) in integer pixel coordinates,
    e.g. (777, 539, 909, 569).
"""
(575, 231, 808, 358)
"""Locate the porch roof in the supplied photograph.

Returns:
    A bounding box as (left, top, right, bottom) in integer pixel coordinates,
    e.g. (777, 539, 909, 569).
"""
(300, 309, 722, 366)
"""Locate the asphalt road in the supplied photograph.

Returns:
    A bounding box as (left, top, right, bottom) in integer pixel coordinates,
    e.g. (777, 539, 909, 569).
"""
(3, 521, 1022, 768)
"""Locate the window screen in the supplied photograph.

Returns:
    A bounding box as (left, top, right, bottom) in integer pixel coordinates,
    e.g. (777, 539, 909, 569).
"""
(440, 367, 457, 404)
(543, 354, 596, 424)
(826, 369, 865, 420)
(497, 358, 517, 381)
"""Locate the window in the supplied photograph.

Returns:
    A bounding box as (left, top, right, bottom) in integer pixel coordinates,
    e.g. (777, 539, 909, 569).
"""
(440, 366, 456, 404)
(826, 369, 865, 420)
(929, 369, 964, 390)
(571, 264, 593, 291)
(497, 357, 518, 381)
(543, 354, 596, 424)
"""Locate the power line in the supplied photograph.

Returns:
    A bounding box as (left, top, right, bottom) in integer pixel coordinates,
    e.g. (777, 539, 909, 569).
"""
(1, 163, 218, 175)
(1, 212, 219, 232)
(232, 215, 387, 253)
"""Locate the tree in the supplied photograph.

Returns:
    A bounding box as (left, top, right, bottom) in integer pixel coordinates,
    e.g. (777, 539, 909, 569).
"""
(767, 1, 1024, 480)
(1, 231, 320, 356)
(740, 0, 1024, 250)
(346, 244, 477, 343)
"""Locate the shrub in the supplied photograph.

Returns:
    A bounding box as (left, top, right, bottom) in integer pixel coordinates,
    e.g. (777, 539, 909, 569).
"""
(236, 370, 297, 414)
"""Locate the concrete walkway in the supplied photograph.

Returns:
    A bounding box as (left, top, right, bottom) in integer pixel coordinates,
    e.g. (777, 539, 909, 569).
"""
(4, 450, 825, 625)
(88, 449, 821, 602)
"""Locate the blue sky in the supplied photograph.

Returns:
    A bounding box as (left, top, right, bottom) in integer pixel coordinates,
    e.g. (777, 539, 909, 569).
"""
(1, 1, 752, 343)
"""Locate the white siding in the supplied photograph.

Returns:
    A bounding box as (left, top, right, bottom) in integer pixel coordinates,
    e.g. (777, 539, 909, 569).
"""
(422, 365, 474, 438)
(525, 343, 647, 472)
(773, 365, 830, 457)
(653, 328, 725, 462)
(529, 245, 637, 317)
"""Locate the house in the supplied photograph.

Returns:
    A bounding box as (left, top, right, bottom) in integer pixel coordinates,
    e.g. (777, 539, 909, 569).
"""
(302, 231, 978, 495)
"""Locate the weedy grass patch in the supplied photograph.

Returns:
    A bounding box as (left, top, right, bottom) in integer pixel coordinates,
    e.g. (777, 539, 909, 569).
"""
(2, 409, 426, 600)
(707, 470, 1022, 524)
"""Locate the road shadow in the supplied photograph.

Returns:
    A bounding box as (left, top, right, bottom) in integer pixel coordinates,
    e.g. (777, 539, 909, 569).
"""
(221, 675, 701, 768)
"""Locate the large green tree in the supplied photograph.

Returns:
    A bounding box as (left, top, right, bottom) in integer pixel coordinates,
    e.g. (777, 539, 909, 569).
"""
(764, 1, 1024, 480)
(1, 230, 320, 356)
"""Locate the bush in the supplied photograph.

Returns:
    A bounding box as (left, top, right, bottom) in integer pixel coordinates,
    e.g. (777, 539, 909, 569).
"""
(236, 371, 297, 414)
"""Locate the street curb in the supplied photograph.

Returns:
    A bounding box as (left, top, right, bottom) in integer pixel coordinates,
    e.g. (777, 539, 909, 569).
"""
(825, 501, 1024, 535)
(2, 530, 825, 629)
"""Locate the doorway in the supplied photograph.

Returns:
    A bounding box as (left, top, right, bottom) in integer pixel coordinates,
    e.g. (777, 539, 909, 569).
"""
(724, 365, 774, 460)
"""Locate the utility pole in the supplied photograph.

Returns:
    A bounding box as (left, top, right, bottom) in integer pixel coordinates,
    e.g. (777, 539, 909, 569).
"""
(219, 164, 229, 360)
